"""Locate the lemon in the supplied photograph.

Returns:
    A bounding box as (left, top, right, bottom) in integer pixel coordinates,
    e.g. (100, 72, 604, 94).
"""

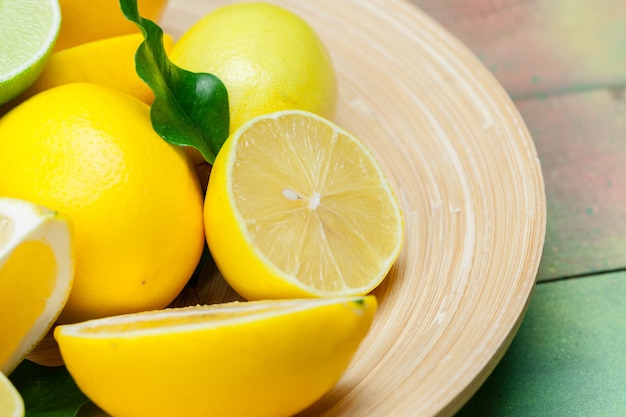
(0, 372, 24, 417)
(170, 2, 338, 134)
(54, 0, 168, 51)
(0, 0, 61, 105)
(205, 110, 404, 300)
(55, 296, 377, 417)
(0, 198, 74, 375)
(13, 33, 174, 106)
(0, 83, 205, 324)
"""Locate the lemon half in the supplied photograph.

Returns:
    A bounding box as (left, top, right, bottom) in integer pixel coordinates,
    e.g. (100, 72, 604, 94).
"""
(55, 296, 377, 417)
(205, 110, 404, 300)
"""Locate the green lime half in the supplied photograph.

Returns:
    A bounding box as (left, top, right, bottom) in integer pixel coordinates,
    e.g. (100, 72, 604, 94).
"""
(0, 0, 61, 105)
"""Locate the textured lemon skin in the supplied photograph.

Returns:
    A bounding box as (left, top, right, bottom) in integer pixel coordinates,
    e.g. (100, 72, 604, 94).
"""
(18, 33, 174, 105)
(169, 2, 338, 134)
(0, 83, 204, 323)
(54, 0, 168, 51)
(55, 296, 377, 417)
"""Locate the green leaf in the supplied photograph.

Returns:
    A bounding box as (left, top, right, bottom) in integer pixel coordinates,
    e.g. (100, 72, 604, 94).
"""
(10, 360, 91, 417)
(119, 0, 229, 164)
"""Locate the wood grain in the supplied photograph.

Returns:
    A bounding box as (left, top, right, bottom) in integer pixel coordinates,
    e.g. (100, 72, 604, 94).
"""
(82, 1, 546, 415)
(412, 0, 626, 281)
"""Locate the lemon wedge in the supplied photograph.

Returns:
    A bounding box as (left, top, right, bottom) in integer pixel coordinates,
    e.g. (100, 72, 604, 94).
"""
(55, 296, 377, 417)
(0, 372, 24, 417)
(0, 198, 74, 375)
(205, 110, 404, 300)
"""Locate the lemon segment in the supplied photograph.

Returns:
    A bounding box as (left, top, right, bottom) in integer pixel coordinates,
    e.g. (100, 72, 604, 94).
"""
(205, 110, 404, 300)
(55, 296, 377, 417)
(0, 372, 24, 417)
(0, 0, 61, 105)
(0, 198, 74, 375)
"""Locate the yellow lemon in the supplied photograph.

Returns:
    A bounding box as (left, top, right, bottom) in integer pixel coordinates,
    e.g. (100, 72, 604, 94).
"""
(0, 198, 74, 375)
(0, 83, 204, 324)
(0, 371, 24, 417)
(55, 296, 377, 417)
(205, 110, 404, 300)
(54, 0, 168, 51)
(170, 2, 337, 135)
(0, 0, 61, 105)
(14, 33, 174, 106)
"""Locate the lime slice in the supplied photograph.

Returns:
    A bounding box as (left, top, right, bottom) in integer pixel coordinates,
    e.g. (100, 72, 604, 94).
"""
(0, 0, 61, 105)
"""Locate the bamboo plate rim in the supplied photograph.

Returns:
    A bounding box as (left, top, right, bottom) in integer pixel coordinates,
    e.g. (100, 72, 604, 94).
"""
(110, 1, 547, 416)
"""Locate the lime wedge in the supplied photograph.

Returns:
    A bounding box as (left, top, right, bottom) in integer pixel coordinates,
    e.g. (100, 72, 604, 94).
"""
(0, 0, 61, 105)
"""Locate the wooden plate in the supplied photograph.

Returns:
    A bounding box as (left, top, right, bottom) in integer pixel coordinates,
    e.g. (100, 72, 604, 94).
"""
(88, 0, 546, 416)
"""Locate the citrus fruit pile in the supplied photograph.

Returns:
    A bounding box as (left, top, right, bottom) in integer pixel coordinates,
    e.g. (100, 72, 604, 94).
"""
(0, 1, 404, 416)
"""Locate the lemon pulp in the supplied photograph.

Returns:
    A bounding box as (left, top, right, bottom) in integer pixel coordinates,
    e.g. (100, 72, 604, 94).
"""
(0, 198, 74, 375)
(0, 372, 24, 417)
(205, 110, 404, 300)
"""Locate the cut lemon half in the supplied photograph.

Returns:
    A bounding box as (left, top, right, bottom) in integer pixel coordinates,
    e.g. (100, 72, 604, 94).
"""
(0, 0, 61, 105)
(55, 296, 377, 417)
(0, 197, 74, 375)
(205, 110, 404, 300)
(0, 372, 24, 417)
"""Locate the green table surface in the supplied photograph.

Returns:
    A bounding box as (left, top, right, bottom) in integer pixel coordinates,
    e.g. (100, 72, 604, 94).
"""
(409, 0, 626, 415)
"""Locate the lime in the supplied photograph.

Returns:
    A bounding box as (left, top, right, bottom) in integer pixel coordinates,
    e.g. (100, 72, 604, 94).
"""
(0, 0, 61, 105)
(170, 2, 337, 134)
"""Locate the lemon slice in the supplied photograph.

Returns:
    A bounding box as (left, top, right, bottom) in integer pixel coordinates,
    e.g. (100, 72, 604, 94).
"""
(0, 372, 24, 417)
(205, 110, 404, 300)
(0, 198, 74, 375)
(0, 0, 61, 105)
(55, 296, 377, 417)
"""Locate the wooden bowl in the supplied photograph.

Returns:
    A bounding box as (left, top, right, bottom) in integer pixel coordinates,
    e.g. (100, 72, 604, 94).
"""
(85, 0, 546, 415)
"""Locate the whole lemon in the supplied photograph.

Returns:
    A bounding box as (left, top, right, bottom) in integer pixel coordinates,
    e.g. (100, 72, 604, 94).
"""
(55, 0, 168, 51)
(0, 83, 205, 323)
(169, 2, 338, 134)
(14, 33, 175, 107)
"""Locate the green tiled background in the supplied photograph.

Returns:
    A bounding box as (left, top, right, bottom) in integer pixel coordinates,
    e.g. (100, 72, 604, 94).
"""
(458, 274, 626, 416)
